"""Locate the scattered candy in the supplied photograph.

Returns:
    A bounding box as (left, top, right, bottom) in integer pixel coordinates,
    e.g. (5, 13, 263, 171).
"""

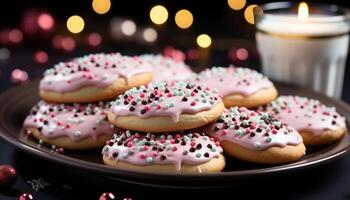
(99, 192, 115, 200)
(19, 193, 34, 200)
(0, 165, 17, 188)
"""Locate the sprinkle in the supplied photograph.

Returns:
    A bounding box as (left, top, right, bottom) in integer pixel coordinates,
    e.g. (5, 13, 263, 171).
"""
(146, 157, 153, 164)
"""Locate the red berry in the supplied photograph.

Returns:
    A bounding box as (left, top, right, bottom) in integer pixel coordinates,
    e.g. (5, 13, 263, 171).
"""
(0, 165, 17, 188)
(19, 193, 34, 200)
(99, 192, 115, 200)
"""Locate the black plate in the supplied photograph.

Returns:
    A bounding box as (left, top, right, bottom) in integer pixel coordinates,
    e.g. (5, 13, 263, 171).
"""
(0, 81, 349, 188)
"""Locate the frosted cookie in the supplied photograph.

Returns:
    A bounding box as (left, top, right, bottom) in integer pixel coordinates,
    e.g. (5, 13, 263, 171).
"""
(206, 107, 305, 164)
(108, 82, 225, 132)
(259, 96, 347, 145)
(102, 131, 225, 172)
(40, 53, 153, 103)
(193, 66, 277, 108)
(24, 101, 115, 150)
(140, 54, 194, 83)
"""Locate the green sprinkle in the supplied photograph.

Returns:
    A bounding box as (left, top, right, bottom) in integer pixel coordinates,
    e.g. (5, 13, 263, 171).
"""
(266, 137, 272, 142)
(196, 153, 202, 158)
(146, 157, 153, 164)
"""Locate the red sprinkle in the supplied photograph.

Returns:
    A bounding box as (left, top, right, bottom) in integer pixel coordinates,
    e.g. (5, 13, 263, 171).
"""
(139, 153, 146, 159)
(190, 141, 196, 146)
(127, 142, 133, 147)
(172, 146, 177, 152)
(190, 101, 196, 106)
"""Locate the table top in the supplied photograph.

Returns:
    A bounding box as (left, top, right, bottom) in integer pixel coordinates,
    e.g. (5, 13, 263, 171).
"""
(1, 137, 350, 200)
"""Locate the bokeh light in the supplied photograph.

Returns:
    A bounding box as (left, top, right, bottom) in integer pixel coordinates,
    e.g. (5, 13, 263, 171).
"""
(52, 35, 63, 49)
(38, 13, 54, 30)
(33, 50, 48, 64)
(92, 0, 111, 14)
(8, 29, 23, 44)
(87, 32, 102, 46)
(227, 0, 246, 10)
(61, 36, 76, 52)
(187, 49, 200, 60)
(163, 47, 185, 61)
(11, 69, 28, 83)
(0, 48, 10, 61)
(143, 27, 157, 42)
(196, 34, 212, 48)
(244, 5, 257, 24)
(121, 20, 136, 36)
(66, 15, 85, 34)
(149, 5, 168, 25)
(175, 9, 193, 29)
(236, 48, 249, 61)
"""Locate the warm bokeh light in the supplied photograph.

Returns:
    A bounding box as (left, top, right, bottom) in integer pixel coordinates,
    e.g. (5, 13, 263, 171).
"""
(33, 50, 48, 64)
(38, 13, 54, 30)
(11, 69, 28, 83)
(8, 29, 23, 44)
(92, 0, 111, 14)
(143, 27, 157, 42)
(244, 4, 258, 24)
(175, 9, 193, 29)
(187, 49, 200, 60)
(121, 20, 136, 36)
(52, 35, 63, 49)
(236, 48, 249, 61)
(150, 5, 168, 25)
(87, 32, 102, 46)
(227, 0, 246, 10)
(61, 36, 76, 52)
(66, 15, 85, 34)
(196, 34, 212, 48)
(298, 2, 309, 21)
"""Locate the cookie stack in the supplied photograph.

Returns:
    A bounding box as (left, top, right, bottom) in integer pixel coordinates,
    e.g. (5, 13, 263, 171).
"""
(103, 81, 226, 172)
(23, 53, 153, 150)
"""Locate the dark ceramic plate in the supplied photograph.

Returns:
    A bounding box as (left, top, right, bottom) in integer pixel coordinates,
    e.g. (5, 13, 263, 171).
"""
(0, 81, 349, 188)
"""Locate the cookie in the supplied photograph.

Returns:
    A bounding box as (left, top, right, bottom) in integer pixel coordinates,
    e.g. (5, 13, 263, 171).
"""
(102, 130, 225, 172)
(206, 107, 305, 164)
(259, 96, 347, 145)
(193, 66, 277, 108)
(24, 101, 115, 150)
(140, 54, 194, 83)
(108, 82, 225, 132)
(39, 53, 153, 103)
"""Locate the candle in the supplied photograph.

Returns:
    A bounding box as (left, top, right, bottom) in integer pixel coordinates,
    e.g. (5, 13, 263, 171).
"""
(255, 2, 350, 98)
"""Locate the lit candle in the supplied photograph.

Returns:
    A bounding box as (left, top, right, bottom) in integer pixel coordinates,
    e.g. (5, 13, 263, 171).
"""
(255, 2, 350, 98)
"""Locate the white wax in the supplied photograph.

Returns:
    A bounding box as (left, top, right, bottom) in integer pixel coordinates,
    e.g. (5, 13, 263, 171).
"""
(257, 14, 350, 36)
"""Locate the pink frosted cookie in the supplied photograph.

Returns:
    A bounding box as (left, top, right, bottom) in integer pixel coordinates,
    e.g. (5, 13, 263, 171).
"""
(140, 54, 194, 83)
(39, 53, 153, 103)
(108, 82, 225, 132)
(259, 96, 347, 145)
(102, 131, 225, 172)
(24, 101, 115, 150)
(193, 66, 278, 108)
(206, 107, 305, 164)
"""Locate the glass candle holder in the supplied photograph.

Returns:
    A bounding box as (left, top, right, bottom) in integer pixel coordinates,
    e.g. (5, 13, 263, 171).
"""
(254, 2, 350, 98)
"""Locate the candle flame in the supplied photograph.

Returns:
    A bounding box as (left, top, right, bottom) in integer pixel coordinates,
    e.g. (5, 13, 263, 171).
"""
(298, 2, 309, 21)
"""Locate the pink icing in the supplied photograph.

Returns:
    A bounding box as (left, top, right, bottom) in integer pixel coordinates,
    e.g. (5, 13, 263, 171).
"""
(259, 96, 347, 135)
(192, 66, 273, 97)
(110, 82, 222, 122)
(140, 54, 194, 83)
(40, 53, 153, 93)
(24, 101, 115, 141)
(102, 131, 223, 171)
(206, 107, 302, 150)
